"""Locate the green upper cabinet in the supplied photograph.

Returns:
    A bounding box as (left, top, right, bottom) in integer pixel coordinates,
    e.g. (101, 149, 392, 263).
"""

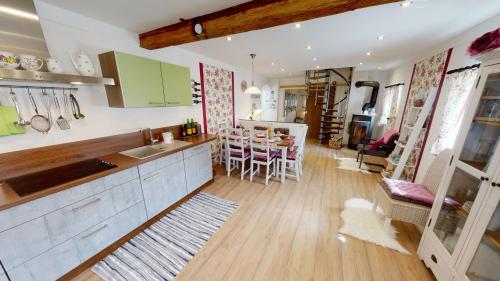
(161, 62, 193, 107)
(114, 52, 164, 107)
(99, 51, 192, 108)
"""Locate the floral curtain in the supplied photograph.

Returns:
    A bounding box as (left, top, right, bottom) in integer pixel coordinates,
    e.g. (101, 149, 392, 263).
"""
(379, 85, 403, 129)
(400, 49, 451, 181)
(431, 68, 478, 154)
(200, 63, 234, 135)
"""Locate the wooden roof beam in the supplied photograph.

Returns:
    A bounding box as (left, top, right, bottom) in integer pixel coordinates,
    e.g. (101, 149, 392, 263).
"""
(139, 0, 399, 49)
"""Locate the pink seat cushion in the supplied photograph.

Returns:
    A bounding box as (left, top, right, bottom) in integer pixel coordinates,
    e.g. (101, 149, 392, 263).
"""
(286, 150, 298, 160)
(231, 150, 250, 158)
(253, 154, 276, 162)
(379, 178, 435, 207)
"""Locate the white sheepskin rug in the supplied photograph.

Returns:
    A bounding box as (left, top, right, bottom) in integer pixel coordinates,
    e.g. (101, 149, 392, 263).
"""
(339, 198, 410, 255)
(334, 156, 372, 174)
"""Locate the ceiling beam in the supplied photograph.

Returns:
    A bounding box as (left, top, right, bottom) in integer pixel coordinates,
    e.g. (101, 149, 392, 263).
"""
(139, 0, 399, 49)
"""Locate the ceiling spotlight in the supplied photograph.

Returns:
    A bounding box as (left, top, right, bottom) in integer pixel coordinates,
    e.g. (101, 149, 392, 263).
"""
(378, 66, 382, 70)
(366, 52, 371, 56)
(312, 58, 317, 61)
(271, 62, 275, 66)
(295, 23, 301, 29)
(377, 35, 384, 40)
(400, 1, 412, 7)
(359, 62, 363, 65)
(226, 36, 232, 41)
(306, 45, 312, 50)
(281, 68, 285, 72)
(316, 65, 320, 69)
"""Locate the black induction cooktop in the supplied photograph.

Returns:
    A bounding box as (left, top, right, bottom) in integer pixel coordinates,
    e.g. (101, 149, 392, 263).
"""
(6, 158, 117, 197)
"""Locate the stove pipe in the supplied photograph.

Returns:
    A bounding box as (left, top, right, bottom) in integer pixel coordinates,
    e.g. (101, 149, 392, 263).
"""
(355, 81, 380, 112)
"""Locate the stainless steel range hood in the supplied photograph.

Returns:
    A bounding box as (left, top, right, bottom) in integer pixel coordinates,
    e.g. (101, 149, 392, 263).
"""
(0, 0, 114, 85)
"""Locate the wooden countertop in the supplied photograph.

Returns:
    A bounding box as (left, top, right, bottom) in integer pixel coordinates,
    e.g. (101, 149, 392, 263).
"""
(0, 134, 216, 211)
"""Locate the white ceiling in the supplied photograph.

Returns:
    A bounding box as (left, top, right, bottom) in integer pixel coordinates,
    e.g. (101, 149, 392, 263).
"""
(41, 0, 500, 77)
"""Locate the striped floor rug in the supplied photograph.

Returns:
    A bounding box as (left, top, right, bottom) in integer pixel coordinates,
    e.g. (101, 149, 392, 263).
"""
(92, 192, 238, 281)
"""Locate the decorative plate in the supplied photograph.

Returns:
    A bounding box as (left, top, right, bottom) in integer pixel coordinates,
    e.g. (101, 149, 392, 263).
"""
(241, 80, 248, 92)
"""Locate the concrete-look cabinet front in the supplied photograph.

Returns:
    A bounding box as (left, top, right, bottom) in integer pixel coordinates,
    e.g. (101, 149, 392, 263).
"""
(0, 142, 213, 281)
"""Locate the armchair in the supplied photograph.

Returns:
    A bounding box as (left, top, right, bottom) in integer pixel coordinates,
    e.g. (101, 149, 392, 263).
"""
(356, 129, 399, 170)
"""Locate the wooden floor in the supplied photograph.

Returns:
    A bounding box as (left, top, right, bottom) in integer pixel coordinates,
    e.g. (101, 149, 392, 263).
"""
(74, 142, 435, 281)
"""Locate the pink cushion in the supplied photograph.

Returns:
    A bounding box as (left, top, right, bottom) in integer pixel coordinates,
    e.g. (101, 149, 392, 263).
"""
(287, 150, 298, 160)
(383, 129, 399, 144)
(253, 154, 276, 162)
(368, 137, 384, 151)
(380, 178, 435, 207)
(231, 150, 250, 158)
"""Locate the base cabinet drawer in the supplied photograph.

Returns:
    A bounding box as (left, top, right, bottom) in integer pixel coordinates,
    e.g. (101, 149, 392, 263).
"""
(45, 178, 143, 245)
(141, 160, 188, 218)
(74, 201, 147, 262)
(4, 240, 81, 281)
(184, 145, 213, 193)
(0, 217, 52, 271)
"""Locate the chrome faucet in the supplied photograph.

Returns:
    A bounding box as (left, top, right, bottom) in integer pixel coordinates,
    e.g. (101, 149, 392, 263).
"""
(146, 128, 159, 145)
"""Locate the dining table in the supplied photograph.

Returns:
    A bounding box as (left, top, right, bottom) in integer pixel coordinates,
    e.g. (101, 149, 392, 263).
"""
(224, 132, 295, 183)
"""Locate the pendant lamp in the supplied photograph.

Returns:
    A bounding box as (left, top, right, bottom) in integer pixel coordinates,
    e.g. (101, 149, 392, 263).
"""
(244, 54, 261, 95)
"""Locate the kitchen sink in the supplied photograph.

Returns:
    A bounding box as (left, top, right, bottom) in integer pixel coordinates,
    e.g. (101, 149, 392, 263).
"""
(120, 140, 192, 159)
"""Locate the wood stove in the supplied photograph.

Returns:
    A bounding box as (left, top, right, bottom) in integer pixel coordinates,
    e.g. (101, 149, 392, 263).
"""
(348, 114, 375, 150)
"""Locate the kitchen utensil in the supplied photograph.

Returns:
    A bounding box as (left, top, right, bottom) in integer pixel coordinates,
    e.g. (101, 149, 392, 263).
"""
(0, 98, 11, 136)
(52, 90, 70, 130)
(19, 54, 43, 71)
(46, 58, 64, 74)
(41, 89, 53, 125)
(70, 92, 85, 119)
(10, 89, 30, 126)
(28, 89, 51, 133)
(62, 89, 72, 121)
(0, 89, 27, 135)
(69, 51, 96, 76)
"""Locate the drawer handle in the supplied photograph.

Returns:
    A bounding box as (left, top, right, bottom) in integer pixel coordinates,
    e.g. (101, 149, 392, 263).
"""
(143, 172, 161, 182)
(72, 198, 102, 212)
(431, 254, 437, 264)
(80, 224, 108, 239)
(148, 101, 164, 105)
(167, 101, 180, 105)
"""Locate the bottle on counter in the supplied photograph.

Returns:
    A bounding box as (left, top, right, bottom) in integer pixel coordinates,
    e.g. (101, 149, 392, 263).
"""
(186, 118, 192, 136)
(191, 118, 197, 135)
(181, 124, 187, 137)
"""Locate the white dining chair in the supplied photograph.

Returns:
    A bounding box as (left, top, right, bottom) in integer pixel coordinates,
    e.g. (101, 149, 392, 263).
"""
(249, 130, 277, 186)
(216, 122, 230, 165)
(225, 128, 251, 180)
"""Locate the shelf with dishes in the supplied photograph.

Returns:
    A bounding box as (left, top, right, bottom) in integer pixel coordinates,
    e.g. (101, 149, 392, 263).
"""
(0, 51, 114, 85)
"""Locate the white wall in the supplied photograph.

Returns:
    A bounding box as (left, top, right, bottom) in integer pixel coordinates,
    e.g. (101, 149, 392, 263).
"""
(344, 69, 389, 143)
(386, 14, 500, 182)
(0, 1, 270, 153)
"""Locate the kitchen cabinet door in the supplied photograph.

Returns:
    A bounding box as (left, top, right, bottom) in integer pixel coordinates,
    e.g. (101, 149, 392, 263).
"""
(140, 160, 188, 218)
(184, 145, 213, 193)
(115, 52, 165, 107)
(161, 62, 193, 107)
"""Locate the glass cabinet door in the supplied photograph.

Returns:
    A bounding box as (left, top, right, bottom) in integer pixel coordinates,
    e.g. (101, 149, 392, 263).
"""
(465, 199, 500, 281)
(459, 72, 500, 173)
(433, 167, 484, 255)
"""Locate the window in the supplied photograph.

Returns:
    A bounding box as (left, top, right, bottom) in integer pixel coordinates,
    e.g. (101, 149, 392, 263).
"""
(379, 85, 403, 129)
(431, 68, 478, 155)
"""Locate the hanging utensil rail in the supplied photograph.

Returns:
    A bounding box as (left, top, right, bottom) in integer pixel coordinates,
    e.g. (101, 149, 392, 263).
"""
(0, 85, 78, 91)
